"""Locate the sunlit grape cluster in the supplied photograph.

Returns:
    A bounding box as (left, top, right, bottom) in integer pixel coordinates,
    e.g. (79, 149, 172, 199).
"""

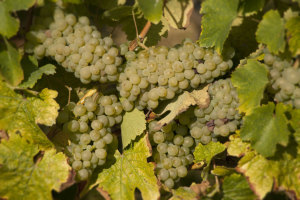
(117, 40, 234, 111)
(26, 7, 123, 84)
(57, 93, 123, 180)
(264, 49, 300, 108)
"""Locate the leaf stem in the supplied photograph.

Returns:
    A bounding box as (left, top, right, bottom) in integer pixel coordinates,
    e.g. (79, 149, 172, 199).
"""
(129, 20, 152, 51)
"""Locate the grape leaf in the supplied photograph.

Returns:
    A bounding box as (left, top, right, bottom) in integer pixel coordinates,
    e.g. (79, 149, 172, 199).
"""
(62, 0, 83, 4)
(222, 173, 256, 200)
(286, 16, 300, 56)
(193, 141, 225, 165)
(20, 64, 56, 89)
(163, 0, 193, 29)
(227, 133, 251, 157)
(0, 133, 71, 200)
(290, 108, 300, 146)
(170, 186, 197, 200)
(156, 85, 210, 129)
(0, 0, 35, 38)
(276, 153, 300, 199)
(256, 10, 285, 54)
(231, 59, 269, 115)
(242, 0, 265, 16)
(121, 108, 146, 149)
(0, 81, 58, 149)
(0, 39, 23, 86)
(103, 6, 132, 21)
(137, 0, 163, 24)
(92, 134, 160, 200)
(211, 166, 234, 176)
(240, 103, 290, 157)
(199, 0, 239, 54)
(237, 152, 279, 199)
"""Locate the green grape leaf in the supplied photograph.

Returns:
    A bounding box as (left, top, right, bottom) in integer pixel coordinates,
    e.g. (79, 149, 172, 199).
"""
(222, 173, 256, 200)
(121, 108, 146, 149)
(156, 85, 210, 129)
(290, 109, 300, 146)
(276, 153, 300, 199)
(193, 141, 225, 165)
(199, 0, 239, 54)
(242, 0, 265, 16)
(62, 0, 83, 4)
(231, 59, 269, 115)
(19, 64, 56, 89)
(0, 0, 35, 38)
(0, 81, 58, 149)
(286, 16, 300, 56)
(92, 134, 160, 200)
(103, 6, 132, 21)
(163, 0, 194, 29)
(0, 133, 71, 200)
(211, 166, 234, 176)
(0, 39, 23, 86)
(237, 152, 279, 199)
(227, 133, 251, 157)
(240, 103, 290, 157)
(137, 0, 163, 24)
(256, 10, 285, 54)
(4, 0, 35, 11)
(170, 186, 197, 200)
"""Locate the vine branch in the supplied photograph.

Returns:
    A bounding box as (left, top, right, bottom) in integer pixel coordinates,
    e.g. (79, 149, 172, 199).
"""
(129, 20, 152, 51)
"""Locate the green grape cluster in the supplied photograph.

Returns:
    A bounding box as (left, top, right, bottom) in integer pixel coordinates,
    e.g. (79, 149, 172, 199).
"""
(149, 116, 195, 189)
(117, 40, 234, 111)
(191, 78, 241, 143)
(26, 7, 123, 84)
(264, 50, 300, 108)
(57, 93, 123, 180)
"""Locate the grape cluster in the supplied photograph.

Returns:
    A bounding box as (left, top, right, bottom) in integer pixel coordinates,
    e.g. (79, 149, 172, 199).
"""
(264, 50, 300, 108)
(58, 94, 123, 180)
(149, 115, 195, 189)
(26, 7, 123, 84)
(117, 40, 234, 111)
(191, 78, 241, 143)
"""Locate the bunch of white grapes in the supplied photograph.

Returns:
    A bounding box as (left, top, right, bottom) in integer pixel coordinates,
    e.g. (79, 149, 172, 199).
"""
(264, 49, 300, 108)
(149, 114, 195, 189)
(117, 40, 234, 111)
(57, 93, 123, 180)
(191, 78, 241, 144)
(26, 7, 123, 84)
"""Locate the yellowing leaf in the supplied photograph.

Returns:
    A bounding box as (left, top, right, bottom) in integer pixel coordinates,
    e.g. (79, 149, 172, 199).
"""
(237, 152, 279, 199)
(222, 173, 256, 200)
(121, 108, 146, 149)
(227, 133, 251, 157)
(199, 0, 239, 54)
(0, 39, 23, 86)
(286, 16, 300, 56)
(193, 141, 225, 165)
(170, 186, 197, 200)
(240, 103, 290, 157)
(256, 10, 285, 54)
(137, 0, 163, 24)
(163, 0, 194, 29)
(0, 133, 71, 200)
(231, 59, 269, 115)
(0, 81, 58, 149)
(92, 134, 159, 200)
(157, 86, 210, 129)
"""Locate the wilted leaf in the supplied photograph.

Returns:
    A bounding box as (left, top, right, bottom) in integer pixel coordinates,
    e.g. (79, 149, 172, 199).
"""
(231, 59, 269, 115)
(0, 133, 70, 200)
(227, 133, 251, 157)
(121, 108, 146, 149)
(156, 86, 210, 129)
(256, 10, 285, 54)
